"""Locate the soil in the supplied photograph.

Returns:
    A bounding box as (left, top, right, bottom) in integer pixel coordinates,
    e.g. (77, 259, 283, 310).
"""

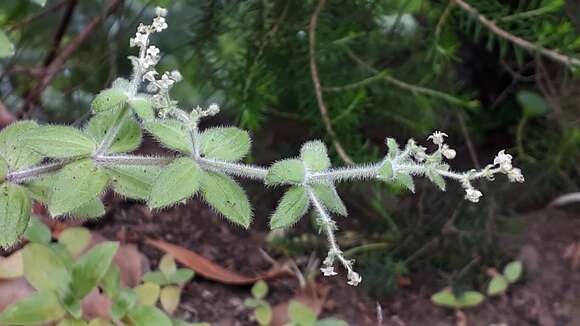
(93, 193, 580, 326)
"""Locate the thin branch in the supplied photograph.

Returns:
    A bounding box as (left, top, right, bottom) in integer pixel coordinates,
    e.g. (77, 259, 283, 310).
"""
(43, 0, 79, 66)
(453, 0, 580, 67)
(308, 0, 354, 165)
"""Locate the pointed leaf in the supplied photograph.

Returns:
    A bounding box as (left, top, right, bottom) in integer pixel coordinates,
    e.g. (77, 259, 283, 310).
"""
(0, 183, 31, 248)
(126, 305, 172, 326)
(160, 285, 181, 315)
(48, 160, 109, 217)
(129, 96, 155, 120)
(135, 283, 161, 306)
(201, 172, 252, 228)
(85, 112, 142, 153)
(378, 160, 393, 180)
(149, 158, 202, 209)
(91, 88, 129, 113)
(270, 186, 309, 229)
(503, 260, 523, 283)
(199, 127, 250, 161)
(159, 254, 177, 276)
(426, 169, 446, 191)
(0, 29, 15, 59)
(106, 165, 160, 200)
(487, 275, 508, 296)
(265, 159, 305, 186)
(395, 172, 415, 193)
(0, 291, 65, 325)
(311, 183, 347, 216)
(0, 121, 43, 170)
(23, 215, 51, 244)
(71, 242, 119, 299)
(23, 243, 71, 293)
(143, 120, 192, 154)
(300, 141, 331, 172)
(58, 227, 92, 256)
(386, 138, 399, 158)
(21, 126, 96, 158)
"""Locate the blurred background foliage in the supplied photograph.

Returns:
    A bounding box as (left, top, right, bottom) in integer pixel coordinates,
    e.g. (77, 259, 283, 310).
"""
(1, 0, 580, 298)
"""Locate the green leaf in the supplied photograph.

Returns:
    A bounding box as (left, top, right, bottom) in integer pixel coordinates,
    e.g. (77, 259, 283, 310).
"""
(254, 303, 272, 326)
(265, 159, 305, 186)
(23, 243, 71, 293)
(300, 141, 331, 172)
(58, 227, 92, 256)
(378, 161, 393, 180)
(201, 171, 252, 228)
(456, 291, 484, 308)
(487, 275, 509, 296)
(160, 285, 181, 315)
(311, 183, 347, 216)
(426, 169, 446, 191)
(100, 264, 121, 298)
(91, 88, 129, 113)
(0, 121, 43, 170)
(168, 269, 194, 284)
(0, 291, 65, 325)
(431, 288, 459, 308)
(159, 254, 177, 277)
(251, 281, 268, 300)
(0, 156, 6, 181)
(395, 172, 415, 193)
(85, 112, 142, 153)
(199, 127, 251, 161)
(71, 242, 119, 299)
(0, 183, 31, 248)
(270, 186, 309, 229)
(111, 288, 137, 321)
(106, 166, 160, 200)
(517, 91, 549, 117)
(48, 160, 109, 217)
(129, 96, 155, 121)
(22, 126, 96, 159)
(149, 158, 202, 209)
(50, 243, 75, 270)
(23, 216, 51, 244)
(143, 271, 170, 285)
(386, 138, 399, 158)
(143, 120, 192, 154)
(70, 198, 106, 219)
(126, 305, 173, 326)
(62, 295, 82, 320)
(135, 282, 161, 306)
(288, 301, 317, 325)
(0, 29, 14, 59)
(503, 260, 523, 283)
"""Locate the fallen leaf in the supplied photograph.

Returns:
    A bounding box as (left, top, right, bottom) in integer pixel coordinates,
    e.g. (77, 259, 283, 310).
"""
(0, 250, 23, 279)
(270, 282, 329, 326)
(146, 238, 290, 285)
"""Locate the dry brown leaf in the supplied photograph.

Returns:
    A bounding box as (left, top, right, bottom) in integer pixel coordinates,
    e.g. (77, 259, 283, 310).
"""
(270, 282, 329, 326)
(146, 238, 289, 285)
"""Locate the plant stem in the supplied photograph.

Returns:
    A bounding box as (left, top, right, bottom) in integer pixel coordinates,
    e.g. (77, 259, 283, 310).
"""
(93, 154, 174, 166)
(6, 161, 69, 183)
(198, 158, 268, 180)
(94, 105, 130, 156)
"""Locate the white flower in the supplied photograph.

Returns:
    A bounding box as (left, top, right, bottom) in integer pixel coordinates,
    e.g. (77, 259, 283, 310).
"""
(207, 103, 220, 115)
(507, 168, 524, 183)
(155, 7, 168, 17)
(157, 73, 175, 89)
(465, 187, 483, 203)
(152, 17, 168, 32)
(169, 70, 182, 82)
(130, 32, 148, 48)
(143, 70, 158, 82)
(137, 23, 149, 34)
(493, 150, 513, 172)
(428, 131, 447, 145)
(146, 46, 160, 58)
(347, 270, 362, 286)
(441, 144, 456, 160)
(320, 266, 337, 276)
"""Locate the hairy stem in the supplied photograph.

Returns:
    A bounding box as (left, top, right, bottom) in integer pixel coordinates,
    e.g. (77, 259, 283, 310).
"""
(198, 158, 268, 180)
(6, 161, 69, 183)
(93, 154, 174, 166)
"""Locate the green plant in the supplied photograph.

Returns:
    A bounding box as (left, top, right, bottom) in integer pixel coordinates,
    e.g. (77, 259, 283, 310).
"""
(244, 281, 272, 326)
(486, 260, 523, 296)
(286, 301, 347, 326)
(0, 6, 524, 288)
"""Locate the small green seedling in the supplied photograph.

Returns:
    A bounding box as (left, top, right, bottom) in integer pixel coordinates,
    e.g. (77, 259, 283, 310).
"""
(245, 281, 273, 326)
(141, 254, 194, 315)
(431, 287, 485, 310)
(286, 301, 348, 326)
(487, 260, 523, 296)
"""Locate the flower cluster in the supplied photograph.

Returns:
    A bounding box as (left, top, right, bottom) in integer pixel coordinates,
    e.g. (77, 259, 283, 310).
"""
(129, 7, 168, 70)
(428, 131, 456, 160)
(320, 251, 362, 286)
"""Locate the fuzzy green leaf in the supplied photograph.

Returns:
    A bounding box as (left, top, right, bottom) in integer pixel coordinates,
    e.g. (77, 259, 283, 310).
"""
(265, 159, 305, 186)
(386, 138, 399, 158)
(0, 29, 14, 59)
(107, 166, 160, 200)
(129, 96, 155, 120)
(85, 112, 142, 153)
(23, 243, 71, 294)
(456, 291, 484, 308)
(22, 126, 96, 159)
(58, 227, 92, 256)
(23, 216, 51, 244)
(126, 305, 173, 326)
(48, 160, 109, 217)
(503, 260, 523, 283)
(288, 301, 317, 325)
(270, 186, 309, 229)
(300, 141, 331, 172)
(395, 172, 415, 193)
(0, 183, 31, 248)
(70, 198, 106, 219)
(251, 281, 268, 300)
(91, 88, 129, 113)
(378, 160, 393, 180)
(254, 303, 272, 326)
(71, 241, 119, 299)
(143, 120, 192, 154)
(149, 158, 202, 209)
(201, 172, 252, 228)
(426, 169, 446, 191)
(199, 127, 251, 161)
(311, 183, 347, 216)
(0, 291, 65, 325)
(487, 275, 508, 296)
(0, 121, 43, 170)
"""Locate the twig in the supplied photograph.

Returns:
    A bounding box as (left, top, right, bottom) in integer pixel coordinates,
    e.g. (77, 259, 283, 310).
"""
(308, 0, 354, 165)
(43, 0, 79, 66)
(453, 0, 580, 67)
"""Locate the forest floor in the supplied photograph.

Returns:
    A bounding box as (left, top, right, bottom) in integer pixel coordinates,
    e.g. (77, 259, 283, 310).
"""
(94, 196, 580, 326)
